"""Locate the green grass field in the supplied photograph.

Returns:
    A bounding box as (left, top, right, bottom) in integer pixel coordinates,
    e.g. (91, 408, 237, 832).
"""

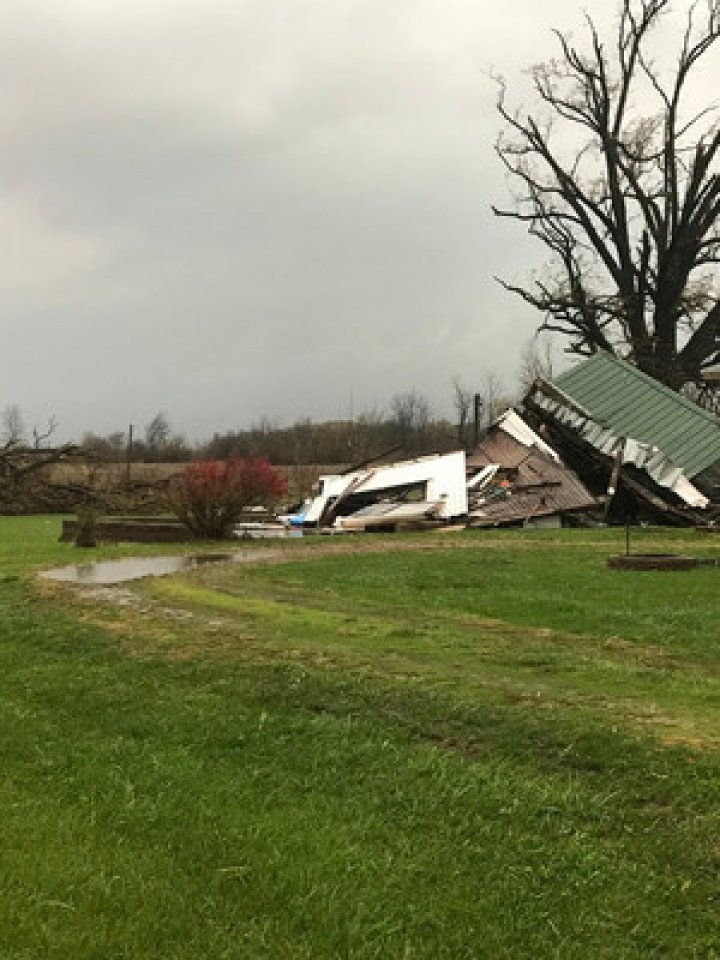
(1, 518, 719, 959)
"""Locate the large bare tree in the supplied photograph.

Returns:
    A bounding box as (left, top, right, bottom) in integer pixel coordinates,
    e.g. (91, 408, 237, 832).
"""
(494, 0, 720, 391)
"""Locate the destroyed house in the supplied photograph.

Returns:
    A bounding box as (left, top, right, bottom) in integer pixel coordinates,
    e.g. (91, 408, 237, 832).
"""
(524, 352, 720, 514)
(467, 410, 597, 528)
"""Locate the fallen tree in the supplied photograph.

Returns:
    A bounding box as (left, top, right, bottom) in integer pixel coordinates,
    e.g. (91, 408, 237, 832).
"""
(0, 442, 84, 514)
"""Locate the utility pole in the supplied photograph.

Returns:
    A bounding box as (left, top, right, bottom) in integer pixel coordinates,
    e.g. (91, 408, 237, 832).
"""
(472, 394, 483, 450)
(126, 424, 133, 487)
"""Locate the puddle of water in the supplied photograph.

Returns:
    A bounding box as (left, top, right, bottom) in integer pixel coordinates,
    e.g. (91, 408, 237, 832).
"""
(41, 554, 232, 585)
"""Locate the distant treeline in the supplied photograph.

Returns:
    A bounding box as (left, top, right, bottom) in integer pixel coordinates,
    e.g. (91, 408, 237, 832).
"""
(82, 413, 468, 467)
(204, 414, 462, 465)
(3, 374, 526, 469)
(78, 389, 510, 465)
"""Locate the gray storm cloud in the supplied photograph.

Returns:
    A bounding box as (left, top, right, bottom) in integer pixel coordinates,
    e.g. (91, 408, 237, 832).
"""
(0, 0, 664, 440)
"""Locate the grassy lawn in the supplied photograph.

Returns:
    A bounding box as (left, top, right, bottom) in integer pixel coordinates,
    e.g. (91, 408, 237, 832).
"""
(1, 518, 719, 958)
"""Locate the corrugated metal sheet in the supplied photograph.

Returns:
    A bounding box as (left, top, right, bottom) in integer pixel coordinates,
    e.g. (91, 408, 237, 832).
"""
(554, 352, 720, 479)
(529, 389, 709, 508)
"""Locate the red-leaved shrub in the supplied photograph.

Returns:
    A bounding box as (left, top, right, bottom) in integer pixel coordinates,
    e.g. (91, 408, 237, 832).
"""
(165, 456, 287, 538)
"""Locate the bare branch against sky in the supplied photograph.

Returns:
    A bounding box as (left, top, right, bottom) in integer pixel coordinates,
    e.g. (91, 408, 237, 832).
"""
(0, 0, 689, 440)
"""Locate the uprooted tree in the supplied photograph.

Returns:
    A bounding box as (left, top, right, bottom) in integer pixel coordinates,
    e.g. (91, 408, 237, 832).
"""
(494, 0, 720, 393)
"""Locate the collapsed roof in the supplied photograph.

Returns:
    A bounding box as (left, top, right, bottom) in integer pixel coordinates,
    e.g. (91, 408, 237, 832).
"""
(467, 410, 597, 528)
(524, 352, 720, 511)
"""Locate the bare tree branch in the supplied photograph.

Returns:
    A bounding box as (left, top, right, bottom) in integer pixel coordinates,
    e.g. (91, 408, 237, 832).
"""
(494, 0, 720, 391)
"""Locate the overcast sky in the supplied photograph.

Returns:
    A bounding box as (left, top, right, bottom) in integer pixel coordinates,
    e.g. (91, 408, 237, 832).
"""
(0, 0, 685, 442)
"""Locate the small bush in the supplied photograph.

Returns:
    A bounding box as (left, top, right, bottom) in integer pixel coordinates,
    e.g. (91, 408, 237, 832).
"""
(165, 456, 287, 539)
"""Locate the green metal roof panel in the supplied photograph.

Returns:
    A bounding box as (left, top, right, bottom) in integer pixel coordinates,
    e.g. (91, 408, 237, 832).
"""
(553, 352, 720, 479)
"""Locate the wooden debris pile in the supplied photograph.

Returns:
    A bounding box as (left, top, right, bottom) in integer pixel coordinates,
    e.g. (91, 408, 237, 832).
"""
(466, 411, 597, 529)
